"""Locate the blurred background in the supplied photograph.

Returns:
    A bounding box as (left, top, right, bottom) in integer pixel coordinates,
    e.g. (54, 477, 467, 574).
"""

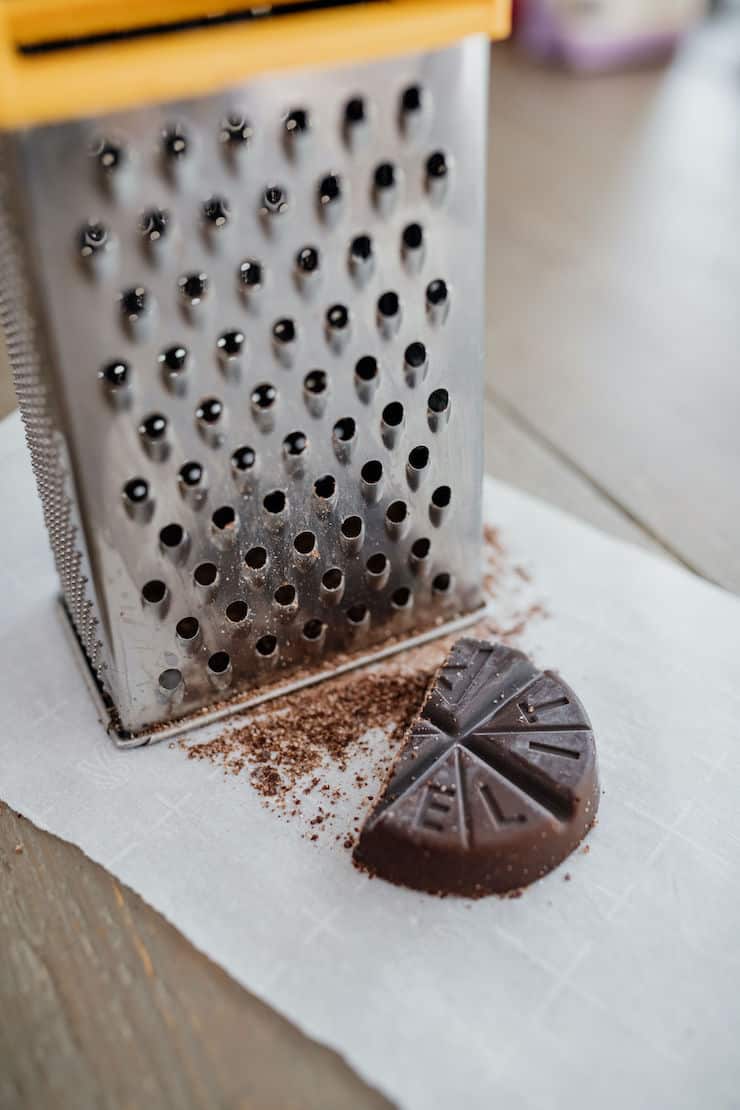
(482, 0, 739, 595)
(2, 0, 738, 591)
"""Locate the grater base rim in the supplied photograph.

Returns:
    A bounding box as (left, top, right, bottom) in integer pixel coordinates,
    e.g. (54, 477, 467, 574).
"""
(57, 595, 485, 749)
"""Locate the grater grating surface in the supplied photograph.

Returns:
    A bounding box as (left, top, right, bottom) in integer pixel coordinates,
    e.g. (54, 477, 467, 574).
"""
(3, 35, 489, 739)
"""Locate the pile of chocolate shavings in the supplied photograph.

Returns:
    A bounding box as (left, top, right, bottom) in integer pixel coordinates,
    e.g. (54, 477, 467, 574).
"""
(178, 663, 434, 822)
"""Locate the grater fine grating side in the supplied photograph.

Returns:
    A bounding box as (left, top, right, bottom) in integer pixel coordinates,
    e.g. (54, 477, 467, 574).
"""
(0, 143, 109, 684)
(1, 35, 490, 741)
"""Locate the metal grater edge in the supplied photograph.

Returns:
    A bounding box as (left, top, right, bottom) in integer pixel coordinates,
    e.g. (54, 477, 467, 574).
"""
(0, 139, 111, 688)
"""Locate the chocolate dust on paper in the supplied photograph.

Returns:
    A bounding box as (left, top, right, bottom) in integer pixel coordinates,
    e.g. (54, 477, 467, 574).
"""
(174, 526, 548, 846)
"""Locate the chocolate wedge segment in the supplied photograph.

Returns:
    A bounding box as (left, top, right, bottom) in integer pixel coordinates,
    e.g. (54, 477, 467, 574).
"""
(354, 640, 599, 897)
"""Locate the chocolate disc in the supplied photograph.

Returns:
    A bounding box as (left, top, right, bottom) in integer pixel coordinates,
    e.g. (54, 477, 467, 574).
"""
(354, 640, 599, 897)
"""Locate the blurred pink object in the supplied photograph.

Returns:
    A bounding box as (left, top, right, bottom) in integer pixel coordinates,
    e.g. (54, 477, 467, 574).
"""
(514, 0, 708, 71)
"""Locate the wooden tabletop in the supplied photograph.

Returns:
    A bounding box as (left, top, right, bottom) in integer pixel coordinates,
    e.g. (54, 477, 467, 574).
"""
(2, 13, 739, 1107)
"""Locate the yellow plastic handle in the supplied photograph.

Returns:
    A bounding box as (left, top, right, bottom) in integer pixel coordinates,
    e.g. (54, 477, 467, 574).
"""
(0, 0, 510, 129)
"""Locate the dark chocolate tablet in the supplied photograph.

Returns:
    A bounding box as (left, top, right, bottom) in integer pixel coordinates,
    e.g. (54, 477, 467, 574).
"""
(354, 639, 599, 897)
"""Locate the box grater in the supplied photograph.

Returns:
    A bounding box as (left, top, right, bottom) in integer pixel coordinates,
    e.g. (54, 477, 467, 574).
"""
(0, 0, 510, 743)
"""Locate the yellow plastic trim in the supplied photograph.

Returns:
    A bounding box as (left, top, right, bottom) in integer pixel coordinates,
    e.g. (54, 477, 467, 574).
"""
(0, 0, 510, 130)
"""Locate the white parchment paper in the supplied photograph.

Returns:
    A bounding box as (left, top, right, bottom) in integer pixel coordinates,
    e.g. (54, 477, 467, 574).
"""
(1, 411, 739, 1110)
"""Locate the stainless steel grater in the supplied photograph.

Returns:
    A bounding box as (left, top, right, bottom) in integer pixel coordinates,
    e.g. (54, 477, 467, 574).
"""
(0, 1, 510, 743)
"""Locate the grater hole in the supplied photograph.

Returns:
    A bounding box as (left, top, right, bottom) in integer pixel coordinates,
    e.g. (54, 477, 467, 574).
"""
(179, 461, 204, 486)
(245, 546, 267, 570)
(203, 196, 230, 228)
(408, 445, 430, 471)
(251, 383, 277, 409)
(212, 506, 236, 531)
(402, 223, 424, 251)
(196, 397, 223, 424)
(401, 84, 423, 115)
(361, 460, 383, 484)
(93, 138, 125, 174)
(275, 584, 297, 607)
(232, 445, 256, 471)
(355, 356, 378, 383)
(382, 402, 404, 428)
(255, 635, 277, 658)
(159, 523, 185, 548)
(374, 162, 396, 191)
(433, 573, 452, 595)
(326, 304, 350, 331)
(386, 500, 408, 525)
(294, 531, 317, 555)
(412, 537, 431, 560)
(296, 246, 320, 273)
(142, 579, 167, 604)
(318, 173, 342, 207)
(262, 185, 289, 215)
(159, 668, 183, 693)
(208, 651, 230, 674)
(239, 258, 263, 288)
(333, 417, 356, 442)
(123, 477, 149, 504)
(427, 279, 448, 306)
(392, 586, 412, 609)
(283, 431, 308, 457)
(178, 272, 208, 306)
(345, 96, 366, 125)
(314, 474, 336, 500)
(432, 485, 451, 509)
(347, 604, 369, 625)
(220, 113, 252, 146)
(285, 108, 310, 136)
(366, 553, 388, 575)
(194, 562, 218, 587)
(160, 345, 188, 374)
(350, 234, 372, 261)
(121, 286, 150, 321)
(323, 568, 344, 590)
(428, 388, 449, 413)
(140, 208, 168, 243)
(100, 359, 130, 388)
(263, 490, 286, 514)
(341, 516, 362, 540)
(226, 601, 249, 624)
(217, 330, 244, 358)
(273, 318, 296, 345)
(162, 125, 189, 160)
(176, 617, 199, 641)
(405, 342, 426, 369)
(426, 151, 449, 180)
(138, 413, 169, 458)
(303, 618, 325, 642)
(378, 291, 400, 319)
(78, 221, 109, 258)
(140, 413, 167, 440)
(304, 369, 328, 394)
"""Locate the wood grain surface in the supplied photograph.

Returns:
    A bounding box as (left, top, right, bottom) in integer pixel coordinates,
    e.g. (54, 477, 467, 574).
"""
(2, 12, 738, 1108)
(486, 15, 740, 590)
(0, 802, 392, 1110)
